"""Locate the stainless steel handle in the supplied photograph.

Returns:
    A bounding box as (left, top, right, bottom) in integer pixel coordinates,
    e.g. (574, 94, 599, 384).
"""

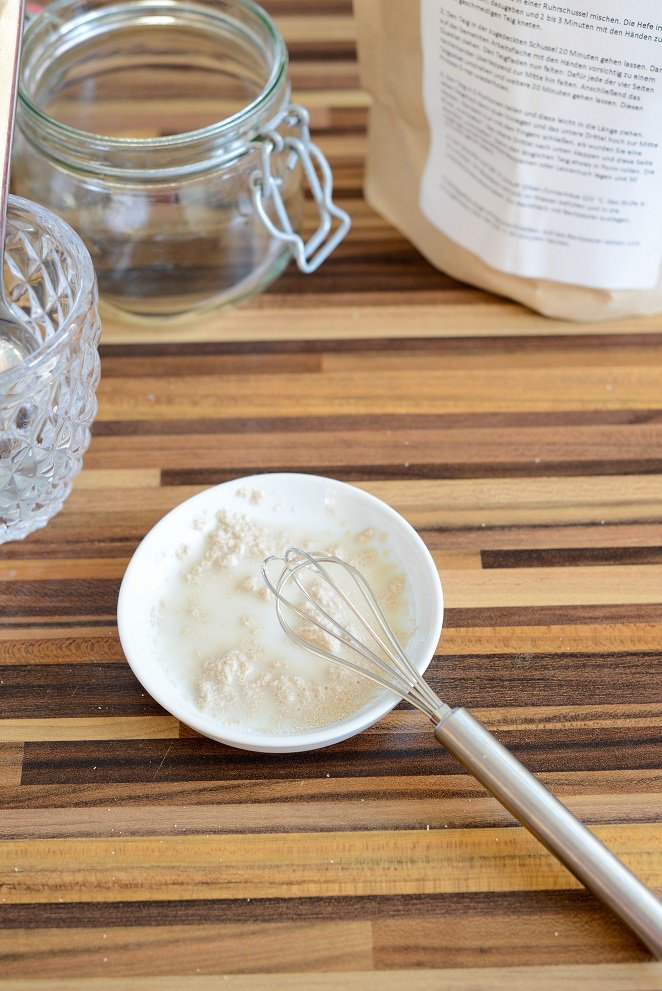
(434, 706, 662, 958)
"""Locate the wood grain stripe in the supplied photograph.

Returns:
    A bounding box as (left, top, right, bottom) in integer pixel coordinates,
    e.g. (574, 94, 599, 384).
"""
(444, 605, 662, 627)
(18, 723, 662, 783)
(4, 768, 660, 811)
(2, 791, 660, 840)
(0, 580, 121, 618)
(0, 566, 659, 620)
(441, 623, 662, 654)
(99, 302, 662, 345)
(4, 647, 661, 718)
(1, 665, 161, 719)
(0, 717, 178, 743)
(1, 963, 661, 991)
(0, 887, 647, 930)
(0, 633, 122, 664)
(0, 744, 23, 786)
(160, 460, 662, 483)
(355, 476, 662, 529)
(93, 367, 662, 421)
(87, 406, 662, 433)
(1, 825, 660, 903)
(482, 547, 662, 568)
(73, 469, 161, 490)
(97, 333, 662, 357)
(88, 421, 662, 479)
(0, 921, 373, 979)
(0, 561, 129, 581)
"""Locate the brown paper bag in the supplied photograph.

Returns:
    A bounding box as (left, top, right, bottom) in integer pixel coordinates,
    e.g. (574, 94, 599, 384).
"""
(354, 0, 662, 320)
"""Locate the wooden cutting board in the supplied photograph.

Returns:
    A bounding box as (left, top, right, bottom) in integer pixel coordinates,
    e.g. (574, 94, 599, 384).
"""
(1, 1, 661, 987)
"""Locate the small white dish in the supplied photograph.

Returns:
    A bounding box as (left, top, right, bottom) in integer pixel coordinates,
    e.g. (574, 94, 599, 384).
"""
(117, 472, 443, 753)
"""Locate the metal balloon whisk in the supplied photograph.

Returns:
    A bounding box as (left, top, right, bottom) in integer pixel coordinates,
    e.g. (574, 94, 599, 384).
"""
(263, 546, 446, 721)
(262, 547, 662, 959)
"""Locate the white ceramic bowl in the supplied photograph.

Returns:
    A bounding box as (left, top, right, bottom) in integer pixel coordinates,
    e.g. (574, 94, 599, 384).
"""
(117, 473, 443, 752)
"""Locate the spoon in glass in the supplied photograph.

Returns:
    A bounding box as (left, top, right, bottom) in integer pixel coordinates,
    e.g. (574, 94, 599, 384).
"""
(0, 0, 40, 373)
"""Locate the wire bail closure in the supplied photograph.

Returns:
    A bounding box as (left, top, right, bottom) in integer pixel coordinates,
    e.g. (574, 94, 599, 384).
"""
(250, 104, 350, 274)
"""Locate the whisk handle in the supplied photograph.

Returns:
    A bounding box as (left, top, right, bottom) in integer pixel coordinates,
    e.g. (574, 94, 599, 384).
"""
(434, 706, 662, 958)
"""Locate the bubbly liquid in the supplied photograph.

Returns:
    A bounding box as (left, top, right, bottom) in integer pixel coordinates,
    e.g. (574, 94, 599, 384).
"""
(150, 488, 413, 735)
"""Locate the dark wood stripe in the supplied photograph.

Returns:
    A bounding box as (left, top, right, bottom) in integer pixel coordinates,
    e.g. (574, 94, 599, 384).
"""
(287, 41, 357, 61)
(0, 896, 629, 972)
(161, 459, 662, 485)
(483, 547, 662, 568)
(444, 604, 662, 627)
(20, 724, 662, 784)
(0, 521, 156, 558)
(4, 766, 660, 809)
(0, 889, 633, 929)
(0, 539, 137, 561)
(0, 580, 120, 618)
(432, 653, 662, 708)
(250, 1, 354, 13)
(90, 408, 662, 437)
(5, 651, 660, 717)
(264, 245, 460, 293)
(0, 664, 161, 718)
(0, 618, 121, 630)
(97, 333, 662, 359)
(99, 353, 322, 378)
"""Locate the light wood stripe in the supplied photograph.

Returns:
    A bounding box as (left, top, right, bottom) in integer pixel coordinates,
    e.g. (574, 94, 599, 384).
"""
(1, 963, 661, 991)
(322, 345, 662, 372)
(99, 302, 662, 345)
(441, 624, 662, 654)
(367, 705, 662, 733)
(54, 475, 662, 527)
(278, 13, 356, 43)
(358, 476, 662, 528)
(84, 422, 662, 475)
(1, 825, 660, 903)
(0, 561, 129, 580)
(0, 921, 373, 980)
(73, 470, 162, 491)
(0, 744, 23, 786)
(93, 367, 662, 421)
(0, 632, 122, 663)
(2, 561, 660, 608)
(441, 565, 662, 608)
(0, 552, 476, 580)
(0, 717, 179, 743)
(2, 792, 661, 840)
(1, 623, 658, 662)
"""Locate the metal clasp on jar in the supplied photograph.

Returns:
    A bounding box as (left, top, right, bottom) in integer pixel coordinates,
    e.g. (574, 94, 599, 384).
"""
(250, 104, 350, 274)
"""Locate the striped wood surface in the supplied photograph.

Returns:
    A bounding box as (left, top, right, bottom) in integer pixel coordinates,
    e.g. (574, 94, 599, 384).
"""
(2, 1, 662, 987)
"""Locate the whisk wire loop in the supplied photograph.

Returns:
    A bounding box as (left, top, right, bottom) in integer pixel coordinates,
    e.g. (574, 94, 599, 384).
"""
(261, 548, 443, 719)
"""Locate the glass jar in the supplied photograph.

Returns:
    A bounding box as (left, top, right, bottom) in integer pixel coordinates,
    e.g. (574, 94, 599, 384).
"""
(14, 0, 349, 324)
(1, 195, 101, 543)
